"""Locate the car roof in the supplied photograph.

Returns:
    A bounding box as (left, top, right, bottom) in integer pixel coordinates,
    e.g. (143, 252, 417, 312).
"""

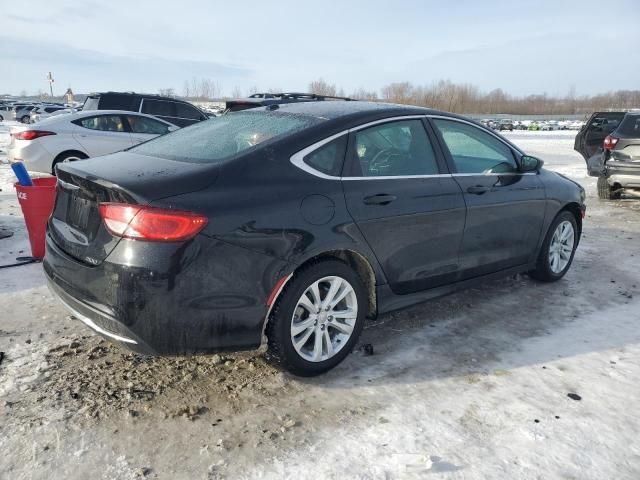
(41, 109, 175, 125)
(253, 100, 448, 122)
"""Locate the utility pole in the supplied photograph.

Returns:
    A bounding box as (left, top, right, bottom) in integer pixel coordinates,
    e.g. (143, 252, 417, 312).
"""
(46, 72, 54, 98)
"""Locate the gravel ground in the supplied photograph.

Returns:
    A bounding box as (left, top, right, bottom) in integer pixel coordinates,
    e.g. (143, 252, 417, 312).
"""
(0, 125, 639, 479)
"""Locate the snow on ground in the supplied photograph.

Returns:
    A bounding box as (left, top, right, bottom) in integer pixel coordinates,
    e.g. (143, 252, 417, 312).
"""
(0, 127, 639, 479)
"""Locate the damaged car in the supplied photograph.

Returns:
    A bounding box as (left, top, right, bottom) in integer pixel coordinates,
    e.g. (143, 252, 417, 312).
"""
(576, 111, 640, 199)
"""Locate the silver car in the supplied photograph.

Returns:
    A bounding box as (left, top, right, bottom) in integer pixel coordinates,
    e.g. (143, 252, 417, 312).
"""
(8, 110, 178, 174)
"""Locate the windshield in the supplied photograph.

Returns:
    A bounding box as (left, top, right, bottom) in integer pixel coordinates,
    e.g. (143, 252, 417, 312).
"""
(131, 111, 320, 163)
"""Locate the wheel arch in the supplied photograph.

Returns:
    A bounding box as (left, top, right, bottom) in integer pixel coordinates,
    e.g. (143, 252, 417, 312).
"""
(560, 202, 583, 240)
(269, 248, 379, 325)
(51, 149, 89, 174)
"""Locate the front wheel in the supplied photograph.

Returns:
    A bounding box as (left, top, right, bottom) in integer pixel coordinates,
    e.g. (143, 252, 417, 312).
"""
(21, 115, 30, 123)
(529, 211, 578, 282)
(266, 260, 367, 376)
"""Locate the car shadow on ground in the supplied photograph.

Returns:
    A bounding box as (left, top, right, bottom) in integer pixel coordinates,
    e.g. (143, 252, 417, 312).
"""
(301, 224, 639, 390)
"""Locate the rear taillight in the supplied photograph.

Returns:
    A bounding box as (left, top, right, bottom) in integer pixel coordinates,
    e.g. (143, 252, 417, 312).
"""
(98, 203, 208, 242)
(603, 135, 619, 151)
(14, 130, 56, 141)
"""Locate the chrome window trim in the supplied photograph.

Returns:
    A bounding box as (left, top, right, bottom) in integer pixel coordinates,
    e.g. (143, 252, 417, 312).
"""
(289, 114, 530, 180)
(290, 131, 349, 180)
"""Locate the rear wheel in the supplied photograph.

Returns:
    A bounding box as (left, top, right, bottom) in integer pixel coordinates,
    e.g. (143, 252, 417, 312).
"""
(530, 211, 578, 282)
(51, 151, 88, 175)
(20, 115, 30, 123)
(266, 260, 367, 376)
(597, 176, 620, 200)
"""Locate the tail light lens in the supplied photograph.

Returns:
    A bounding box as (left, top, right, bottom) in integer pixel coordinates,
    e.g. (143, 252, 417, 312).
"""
(14, 130, 56, 141)
(603, 135, 619, 151)
(99, 203, 208, 242)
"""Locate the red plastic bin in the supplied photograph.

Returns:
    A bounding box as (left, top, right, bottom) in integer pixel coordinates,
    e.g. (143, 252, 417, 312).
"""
(15, 177, 58, 259)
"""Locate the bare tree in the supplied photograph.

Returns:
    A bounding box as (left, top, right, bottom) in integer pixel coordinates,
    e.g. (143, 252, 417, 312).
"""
(308, 78, 337, 96)
(230, 86, 243, 98)
(158, 88, 176, 97)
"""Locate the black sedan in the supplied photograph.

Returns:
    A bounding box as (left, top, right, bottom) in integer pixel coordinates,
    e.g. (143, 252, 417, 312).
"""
(45, 101, 585, 376)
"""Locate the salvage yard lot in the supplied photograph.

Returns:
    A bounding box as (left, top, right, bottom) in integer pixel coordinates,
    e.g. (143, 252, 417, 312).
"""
(1, 125, 639, 479)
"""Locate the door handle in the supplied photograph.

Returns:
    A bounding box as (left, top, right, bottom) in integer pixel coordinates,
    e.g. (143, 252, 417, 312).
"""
(466, 185, 490, 195)
(363, 194, 397, 205)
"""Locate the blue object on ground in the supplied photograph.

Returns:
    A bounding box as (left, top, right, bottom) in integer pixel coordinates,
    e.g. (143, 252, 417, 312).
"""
(11, 162, 33, 186)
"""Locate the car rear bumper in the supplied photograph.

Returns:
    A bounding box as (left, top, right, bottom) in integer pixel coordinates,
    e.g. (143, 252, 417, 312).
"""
(44, 231, 291, 355)
(606, 161, 640, 188)
(8, 140, 55, 174)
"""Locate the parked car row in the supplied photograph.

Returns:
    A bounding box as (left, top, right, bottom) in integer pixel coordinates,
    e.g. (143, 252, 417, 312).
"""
(0, 101, 73, 123)
(478, 118, 585, 131)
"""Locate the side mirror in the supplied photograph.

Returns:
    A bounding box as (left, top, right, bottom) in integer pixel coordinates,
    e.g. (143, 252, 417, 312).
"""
(520, 155, 543, 172)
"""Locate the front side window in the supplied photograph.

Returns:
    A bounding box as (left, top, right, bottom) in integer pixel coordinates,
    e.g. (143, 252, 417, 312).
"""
(348, 120, 439, 177)
(76, 115, 126, 132)
(126, 115, 170, 135)
(132, 111, 320, 164)
(432, 119, 517, 174)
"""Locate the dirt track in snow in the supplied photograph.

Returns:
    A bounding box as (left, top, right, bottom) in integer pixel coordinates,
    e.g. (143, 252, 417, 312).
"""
(1, 127, 639, 479)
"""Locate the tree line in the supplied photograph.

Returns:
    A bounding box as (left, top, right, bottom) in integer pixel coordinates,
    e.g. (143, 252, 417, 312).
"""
(169, 77, 640, 115)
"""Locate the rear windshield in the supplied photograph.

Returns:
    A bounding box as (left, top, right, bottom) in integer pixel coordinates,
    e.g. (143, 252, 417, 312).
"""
(131, 111, 319, 163)
(83, 97, 99, 110)
(616, 115, 640, 137)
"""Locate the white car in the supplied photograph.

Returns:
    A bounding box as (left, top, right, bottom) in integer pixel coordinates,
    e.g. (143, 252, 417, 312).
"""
(29, 105, 71, 123)
(8, 110, 178, 174)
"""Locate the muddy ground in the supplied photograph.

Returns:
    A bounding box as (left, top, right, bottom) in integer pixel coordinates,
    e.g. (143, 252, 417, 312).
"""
(1, 129, 639, 479)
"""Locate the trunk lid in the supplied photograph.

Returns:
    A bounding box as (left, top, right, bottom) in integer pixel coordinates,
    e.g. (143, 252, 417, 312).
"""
(49, 151, 217, 265)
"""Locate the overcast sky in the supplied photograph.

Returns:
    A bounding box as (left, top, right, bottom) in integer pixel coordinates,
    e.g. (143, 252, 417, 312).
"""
(1, 0, 638, 97)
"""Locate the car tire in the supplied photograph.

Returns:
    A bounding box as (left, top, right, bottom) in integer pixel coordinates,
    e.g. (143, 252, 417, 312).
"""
(529, 211, 578, 282)
(597, 177, 620, 200)
(21, 115, 30, 123)
(51, 151, 88, 175)
(266, 259, 367, 377)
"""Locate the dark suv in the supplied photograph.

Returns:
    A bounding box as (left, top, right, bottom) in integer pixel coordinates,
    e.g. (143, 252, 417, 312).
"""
(575, 111, 640, 199)
(83, 92, 209, 127)
(225, 92, 353, 112)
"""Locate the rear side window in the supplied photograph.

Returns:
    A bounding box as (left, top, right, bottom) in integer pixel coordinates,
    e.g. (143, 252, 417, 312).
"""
(433, 119, 517, 174)
(126, 115, 170, 134)
(141, 99, 176, 117)
(303, 136, 347, 176)
(132, 111, 320, 163)
(75, 115, 126, 132)
(616, 115, 640, 137)
(98, 94, 140, 111)
(175, 103, 203, 120)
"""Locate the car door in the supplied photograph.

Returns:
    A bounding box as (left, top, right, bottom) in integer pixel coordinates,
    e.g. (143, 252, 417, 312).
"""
(124, 114, 173, 145)
(342, 118, 466, 294)
(574, 112, 626, 161)
(430, 117, 546, 278)
(72, 114, 133, 157)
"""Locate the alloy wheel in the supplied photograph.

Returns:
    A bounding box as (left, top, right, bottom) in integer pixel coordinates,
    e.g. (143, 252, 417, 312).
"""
(290, 276, 358, 362)
(548, 220, 574, 274)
